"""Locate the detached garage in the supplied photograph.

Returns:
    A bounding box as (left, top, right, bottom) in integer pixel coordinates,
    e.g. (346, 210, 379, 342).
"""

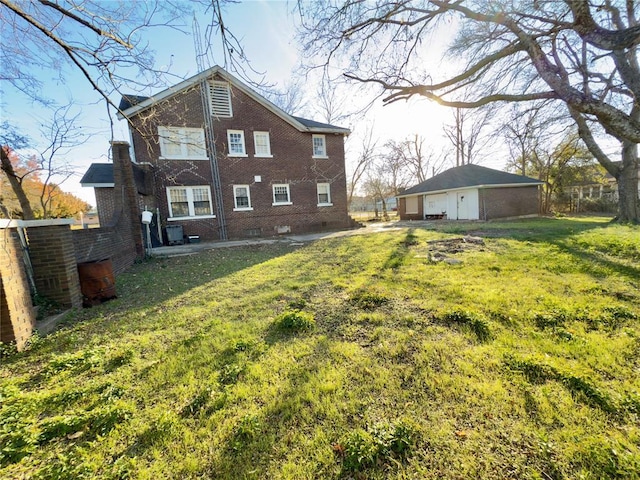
(397, 164, 542, 221)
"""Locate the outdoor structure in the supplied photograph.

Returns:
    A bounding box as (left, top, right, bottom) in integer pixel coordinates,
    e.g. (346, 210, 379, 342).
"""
(83, 66, 352, 242)
(565, 164, 640, 213)
(1, 143, 150, 349)
(397, 164, 542, 221)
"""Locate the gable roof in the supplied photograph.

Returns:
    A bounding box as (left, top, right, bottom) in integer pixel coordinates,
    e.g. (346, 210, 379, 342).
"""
(399, 164, 543, 197)
(117, 66, 350, 135)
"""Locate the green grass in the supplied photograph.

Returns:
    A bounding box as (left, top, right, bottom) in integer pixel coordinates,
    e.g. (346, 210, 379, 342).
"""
(1, 216, 639, 479)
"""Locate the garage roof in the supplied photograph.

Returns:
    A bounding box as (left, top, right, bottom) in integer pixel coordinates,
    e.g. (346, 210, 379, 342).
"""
(398, 164, 542, 197)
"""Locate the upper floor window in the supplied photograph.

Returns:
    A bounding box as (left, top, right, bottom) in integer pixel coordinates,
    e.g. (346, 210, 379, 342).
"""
(317, 183, 332, 206)
(272, 184, 292, 206)
(233, 185, 253, 211)
(312, 134, 327, 158)
(208, 80, 233, 118)
(227, 130, 247, 157)
(158, 127, 207, 160)
(253, 131, 272, 157)
(166, 186, 214, 219)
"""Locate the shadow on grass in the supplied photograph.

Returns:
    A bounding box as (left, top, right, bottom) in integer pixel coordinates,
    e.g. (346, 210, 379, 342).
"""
(7, 244, 297, 363)
(203, 336, 341, 478)
(551, 240, 640, 285)
(382, 229, 418, 270)
(425, 217, 639, 284)
(434, 216, 613, 242)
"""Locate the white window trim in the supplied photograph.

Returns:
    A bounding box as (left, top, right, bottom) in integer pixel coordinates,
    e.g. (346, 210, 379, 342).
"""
(166, 186, 216, 220)
(233, 184, 253, 211)
(253, 131, 273, 158)
(272, 184, 292, 206)
(158, 127, 208, 160)
(227, 129, 247, 157)
(312, 134, 328, 158)
(317, 182, 333, 207)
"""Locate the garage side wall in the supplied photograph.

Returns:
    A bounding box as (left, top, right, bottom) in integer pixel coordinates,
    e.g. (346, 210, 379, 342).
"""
(479, 186, 540, 220)
(398, 195, 424, 220)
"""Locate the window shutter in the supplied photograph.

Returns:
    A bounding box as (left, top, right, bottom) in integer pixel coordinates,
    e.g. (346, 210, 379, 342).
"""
(208, 80, 232, 117)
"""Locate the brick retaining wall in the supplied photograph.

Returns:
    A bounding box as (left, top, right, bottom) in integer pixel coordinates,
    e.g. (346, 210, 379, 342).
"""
(0, 229, 35, 350)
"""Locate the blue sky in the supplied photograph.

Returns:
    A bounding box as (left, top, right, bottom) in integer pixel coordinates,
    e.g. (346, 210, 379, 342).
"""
(3, 0, 467, 207)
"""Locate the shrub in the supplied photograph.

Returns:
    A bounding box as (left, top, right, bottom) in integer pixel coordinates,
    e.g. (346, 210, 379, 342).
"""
(273, 310, 316, 333)
(230, 415, 261, 452)
(218, 363, 245, 385)
(339, 420, 418, 473)
(350, 290, 390, 310)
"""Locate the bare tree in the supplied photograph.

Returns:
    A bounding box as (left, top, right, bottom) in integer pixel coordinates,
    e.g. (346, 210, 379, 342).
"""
(263, 79, 309, 115)
(500, 105, 547, 176)
(300, 1, 640, 223)
(385, 134, 445, 183)
(443, 107, 494, 166)
(0, 1, 194, 109)
(347, 125, 378, 208)
(1, 106, 87, 219)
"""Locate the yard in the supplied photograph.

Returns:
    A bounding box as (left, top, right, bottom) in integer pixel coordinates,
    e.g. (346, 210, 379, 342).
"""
(1, 217, 639, 479)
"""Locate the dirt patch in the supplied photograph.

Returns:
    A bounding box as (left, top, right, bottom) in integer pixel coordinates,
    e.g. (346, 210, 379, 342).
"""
(420, 236, 486, 264)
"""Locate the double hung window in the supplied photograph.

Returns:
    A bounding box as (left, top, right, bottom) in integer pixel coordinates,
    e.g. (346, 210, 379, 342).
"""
(158, 127, 207, 160)
(166, 186, 214, 219)
(227, 130, 247, 156)
(253, 131, 272, 157)
(312, 134, 327, 158)
(317, 183, 332, 206)
(233, 185, 252, 211)
(272, 184, 291, 205)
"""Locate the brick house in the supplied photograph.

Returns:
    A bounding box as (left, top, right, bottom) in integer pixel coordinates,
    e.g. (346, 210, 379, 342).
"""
(82, 66, 352, 242)
(397, 164, 542, 220)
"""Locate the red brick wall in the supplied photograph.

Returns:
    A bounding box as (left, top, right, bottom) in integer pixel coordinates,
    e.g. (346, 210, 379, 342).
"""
(0, 229, 35, 350)
(95, 187, 115, 226)
(26, 225, 82, 309)
(72, 225, 137, 276)
(128, 77, 351, 240)
(74, 142, 144, 275)
(398, 196, 424, 221)
(479, 186, 540, 220)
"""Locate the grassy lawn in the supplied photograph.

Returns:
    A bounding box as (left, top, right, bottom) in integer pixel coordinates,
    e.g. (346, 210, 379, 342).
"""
(1, 216, 639, 479)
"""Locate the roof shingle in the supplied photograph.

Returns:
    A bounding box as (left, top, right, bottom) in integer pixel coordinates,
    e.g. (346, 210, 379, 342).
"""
(400, 164, 542, 196)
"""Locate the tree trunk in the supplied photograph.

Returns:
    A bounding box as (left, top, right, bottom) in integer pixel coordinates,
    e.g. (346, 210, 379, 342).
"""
(382, 199, 389, 221)
(0, 146, 35, 219)
(616, 141, 639, 223)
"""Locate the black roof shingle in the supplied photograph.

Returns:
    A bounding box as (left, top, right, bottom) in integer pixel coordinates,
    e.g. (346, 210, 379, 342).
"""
(400, 164, 542, 196)
(80, 163, 114, 185)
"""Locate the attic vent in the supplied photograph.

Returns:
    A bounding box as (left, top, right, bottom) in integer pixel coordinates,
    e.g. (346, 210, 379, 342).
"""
(208, 80, 232, 118)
